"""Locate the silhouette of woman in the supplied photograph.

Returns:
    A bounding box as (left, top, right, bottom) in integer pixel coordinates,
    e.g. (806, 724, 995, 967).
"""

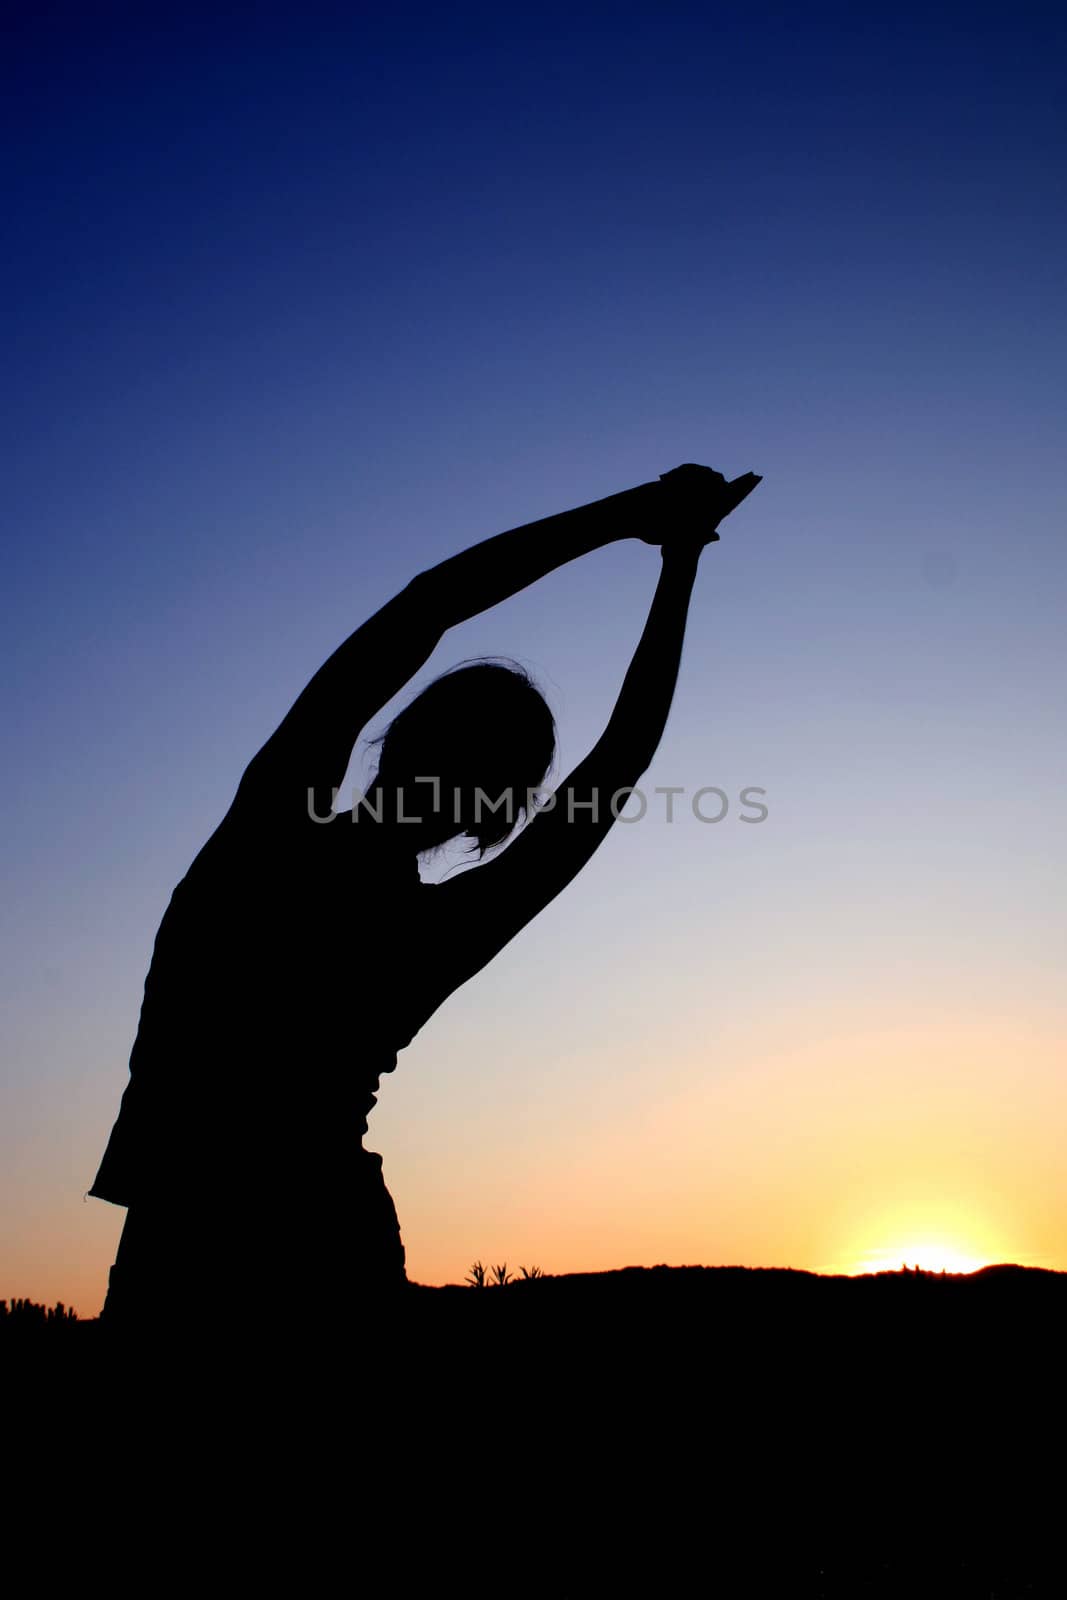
(89, 463, 758, 1341)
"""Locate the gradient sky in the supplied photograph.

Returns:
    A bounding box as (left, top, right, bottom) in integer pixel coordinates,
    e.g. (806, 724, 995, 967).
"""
(3, 3, 1065, 1315)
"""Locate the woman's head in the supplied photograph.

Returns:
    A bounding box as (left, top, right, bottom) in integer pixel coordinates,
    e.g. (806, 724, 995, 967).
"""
(370, 659, 556, 855)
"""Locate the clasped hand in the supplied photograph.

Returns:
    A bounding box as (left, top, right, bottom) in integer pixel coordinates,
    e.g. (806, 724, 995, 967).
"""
(645, 463, 733, 552)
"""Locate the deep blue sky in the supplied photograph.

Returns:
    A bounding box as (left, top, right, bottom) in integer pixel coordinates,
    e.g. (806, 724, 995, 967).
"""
(4, 3, 1065, 1308)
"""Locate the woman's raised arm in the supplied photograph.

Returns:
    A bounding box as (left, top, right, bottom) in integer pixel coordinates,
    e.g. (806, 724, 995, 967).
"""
(233, 476, 668, 817)
(417, 536, 712, 1002)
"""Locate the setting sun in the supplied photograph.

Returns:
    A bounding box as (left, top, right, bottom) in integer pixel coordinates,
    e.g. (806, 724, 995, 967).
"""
(821, 1191, 1021, 1279)
(846, 1242, 991, 1277)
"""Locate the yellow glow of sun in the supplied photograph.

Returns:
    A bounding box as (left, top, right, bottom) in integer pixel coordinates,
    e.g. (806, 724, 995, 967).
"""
(848, 1242, 991, 1276)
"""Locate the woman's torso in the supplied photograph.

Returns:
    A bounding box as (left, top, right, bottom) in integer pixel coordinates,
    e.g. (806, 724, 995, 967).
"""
(90, 806, 438, 1208)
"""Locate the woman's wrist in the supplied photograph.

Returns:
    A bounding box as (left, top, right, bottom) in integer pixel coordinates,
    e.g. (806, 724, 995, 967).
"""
(659, 538, 705, 570)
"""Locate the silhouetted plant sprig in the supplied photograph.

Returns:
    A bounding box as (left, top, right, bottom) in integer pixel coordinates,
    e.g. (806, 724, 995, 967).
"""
(465, 1261, 545, 1286)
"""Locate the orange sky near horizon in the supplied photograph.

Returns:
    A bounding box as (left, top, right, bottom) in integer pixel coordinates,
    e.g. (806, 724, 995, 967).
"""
(390, 1012, 1064, 1291)
(17, 1006, 1062, 1321)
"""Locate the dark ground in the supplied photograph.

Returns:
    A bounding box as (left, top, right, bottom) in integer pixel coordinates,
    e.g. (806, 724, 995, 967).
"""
(7, 1265, 1063, 1593)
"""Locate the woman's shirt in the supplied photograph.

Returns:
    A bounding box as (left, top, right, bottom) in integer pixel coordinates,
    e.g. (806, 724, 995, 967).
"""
(88, 801, 446, 1210)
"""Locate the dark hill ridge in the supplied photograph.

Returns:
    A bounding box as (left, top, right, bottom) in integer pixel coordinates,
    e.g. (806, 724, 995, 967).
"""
(407, 1256, 1065, 1328)
(4, 1260, 1063, 1340)
(7, 1265, 1063, 1590)
(415, 1259, 1065, 1295)
(404, 1258, 1067, 1333)
(8, 1260, 1065, 1399)
(391, 1261, 1065, 1563)
(396, 1260, 1067, 1428)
